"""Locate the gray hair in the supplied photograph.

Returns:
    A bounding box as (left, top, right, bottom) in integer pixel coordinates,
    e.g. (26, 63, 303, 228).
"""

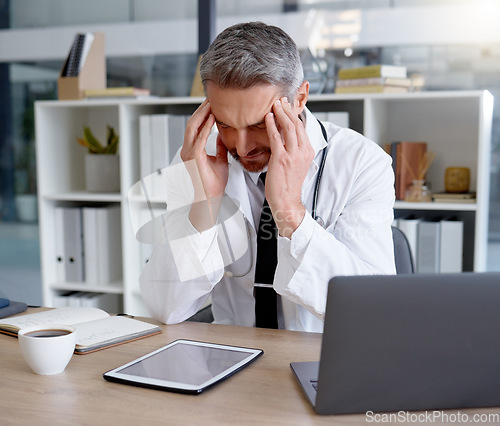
(199, 22, 304, 102)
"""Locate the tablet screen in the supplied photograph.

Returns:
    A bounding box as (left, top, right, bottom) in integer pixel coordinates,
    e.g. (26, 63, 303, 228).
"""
(103, 339, 263, 394)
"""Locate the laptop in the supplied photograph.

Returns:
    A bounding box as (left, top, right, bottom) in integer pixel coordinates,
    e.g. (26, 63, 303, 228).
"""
(291, 272, 500, 415)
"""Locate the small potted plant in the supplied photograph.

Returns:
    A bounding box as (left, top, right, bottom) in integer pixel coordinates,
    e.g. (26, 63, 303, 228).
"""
(77, 125, 120, 192)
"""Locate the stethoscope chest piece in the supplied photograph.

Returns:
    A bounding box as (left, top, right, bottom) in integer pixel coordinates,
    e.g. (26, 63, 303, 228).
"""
(315, 216, 325, 228)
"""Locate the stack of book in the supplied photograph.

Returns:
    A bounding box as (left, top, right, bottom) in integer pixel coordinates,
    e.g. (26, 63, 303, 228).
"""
(335, 64, 410, 94)
(432, 192, 476, 203)
(83, 87, 151, 99)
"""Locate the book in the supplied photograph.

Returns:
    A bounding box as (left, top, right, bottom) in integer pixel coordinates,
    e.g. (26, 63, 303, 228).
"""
(395, 141, 428, 200)
(432, 192, 476, 203)
(335, 77, 412, 88)
(334, 85, 409, 94)
(61, 33, 91, 77)
(337, 64, 407, 80)
(83, 87, 151, 98)
(0, 307, 161, 354)
(64, 33, 85, 77)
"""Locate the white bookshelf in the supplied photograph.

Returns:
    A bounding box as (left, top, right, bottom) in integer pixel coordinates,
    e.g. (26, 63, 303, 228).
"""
(35, 90, 493, 315)
(308, 90, 493, 272)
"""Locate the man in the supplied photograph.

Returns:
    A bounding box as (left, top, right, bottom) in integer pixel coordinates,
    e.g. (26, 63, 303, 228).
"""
(140, 22, 395, 332)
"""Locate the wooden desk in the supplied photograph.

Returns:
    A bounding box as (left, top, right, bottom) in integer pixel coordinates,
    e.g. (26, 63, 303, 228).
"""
(2, 314, 500, 426)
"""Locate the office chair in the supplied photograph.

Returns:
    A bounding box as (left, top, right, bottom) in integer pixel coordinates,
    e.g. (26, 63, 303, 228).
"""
(391, 226, 415, 274)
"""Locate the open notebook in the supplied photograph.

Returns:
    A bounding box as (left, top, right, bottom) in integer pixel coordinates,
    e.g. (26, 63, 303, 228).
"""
(0, 307, 161, 354)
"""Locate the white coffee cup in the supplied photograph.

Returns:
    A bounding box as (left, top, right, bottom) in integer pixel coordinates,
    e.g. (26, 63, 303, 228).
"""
(18, 324, 76, 375)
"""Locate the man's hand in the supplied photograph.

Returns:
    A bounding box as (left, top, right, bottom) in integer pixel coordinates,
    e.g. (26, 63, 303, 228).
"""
(265, 97, 315, 239)
(181, 99, 229, 231)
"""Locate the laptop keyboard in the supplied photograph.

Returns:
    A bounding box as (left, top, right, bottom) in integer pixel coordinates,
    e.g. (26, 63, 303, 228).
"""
(310, 380, 318, 391)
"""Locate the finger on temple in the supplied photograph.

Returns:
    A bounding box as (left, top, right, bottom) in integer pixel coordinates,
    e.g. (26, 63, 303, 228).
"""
(265, 112, 285, 154)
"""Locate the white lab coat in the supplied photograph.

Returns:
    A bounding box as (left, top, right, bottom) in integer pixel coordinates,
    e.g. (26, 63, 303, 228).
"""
(140, 108, 396, 332)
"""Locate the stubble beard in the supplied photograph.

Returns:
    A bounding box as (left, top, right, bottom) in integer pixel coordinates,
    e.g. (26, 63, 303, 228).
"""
(229, 148, 271, 173)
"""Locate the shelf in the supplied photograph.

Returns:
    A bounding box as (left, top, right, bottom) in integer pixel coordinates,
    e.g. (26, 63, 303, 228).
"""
(50, 282, 124, 294)
(394, 201, 477, 211)
(128, 194, 167, 206)
(43, 191, 122, 202)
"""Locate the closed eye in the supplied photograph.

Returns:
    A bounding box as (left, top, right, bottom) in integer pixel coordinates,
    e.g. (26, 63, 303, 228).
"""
(215, 120, 266, 130)
(217, 123, 230, 129)
(250, 123, 267, 130)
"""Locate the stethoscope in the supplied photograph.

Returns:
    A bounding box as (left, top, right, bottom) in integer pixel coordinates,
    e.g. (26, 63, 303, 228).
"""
(225, 120, 329, 278)
(312, 120, 329, 226)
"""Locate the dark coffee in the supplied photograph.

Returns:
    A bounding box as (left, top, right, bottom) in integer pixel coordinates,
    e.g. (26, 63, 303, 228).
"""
(24, 329, 71, 338)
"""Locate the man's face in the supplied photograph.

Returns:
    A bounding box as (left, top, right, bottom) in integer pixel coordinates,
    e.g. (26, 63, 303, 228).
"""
(206, 82, 285, 173)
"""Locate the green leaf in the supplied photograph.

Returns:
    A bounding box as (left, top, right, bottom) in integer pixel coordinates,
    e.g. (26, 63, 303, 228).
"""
(83, 126, 105, 153)
(105, 125, 119, 154)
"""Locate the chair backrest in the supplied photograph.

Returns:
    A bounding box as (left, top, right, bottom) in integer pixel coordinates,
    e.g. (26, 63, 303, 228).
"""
(391, 226, 414, 274)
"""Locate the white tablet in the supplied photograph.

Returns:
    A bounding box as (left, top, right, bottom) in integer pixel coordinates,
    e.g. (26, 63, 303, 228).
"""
(103, 339, 263, 394)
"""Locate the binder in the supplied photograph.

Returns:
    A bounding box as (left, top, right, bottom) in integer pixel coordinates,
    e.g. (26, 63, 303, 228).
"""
(58, 32, 106, 100)
(312, 112, 349, 129)
(68, 291, 86, 307)
(439, 219, 464, 273)
(416, 220, 441, 273)
(54, 207, 66, 283)
(83, 205, 122, 285)
(52, 291, 120, 312)
(151, 114, 170, 200)
(53, 291, 77, 308)
(139, 114, 189, 201)
(62, 207, 85, 282)
(396, 216, 422, 267)
(83, 207, 99, 284)
(167, 114, 188, 159)
(139, 114, 153, 187)
(80, 293, 121, 313)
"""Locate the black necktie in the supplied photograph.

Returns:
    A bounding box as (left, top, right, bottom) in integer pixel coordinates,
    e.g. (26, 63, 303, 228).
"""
(254, 172, 278, 329)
